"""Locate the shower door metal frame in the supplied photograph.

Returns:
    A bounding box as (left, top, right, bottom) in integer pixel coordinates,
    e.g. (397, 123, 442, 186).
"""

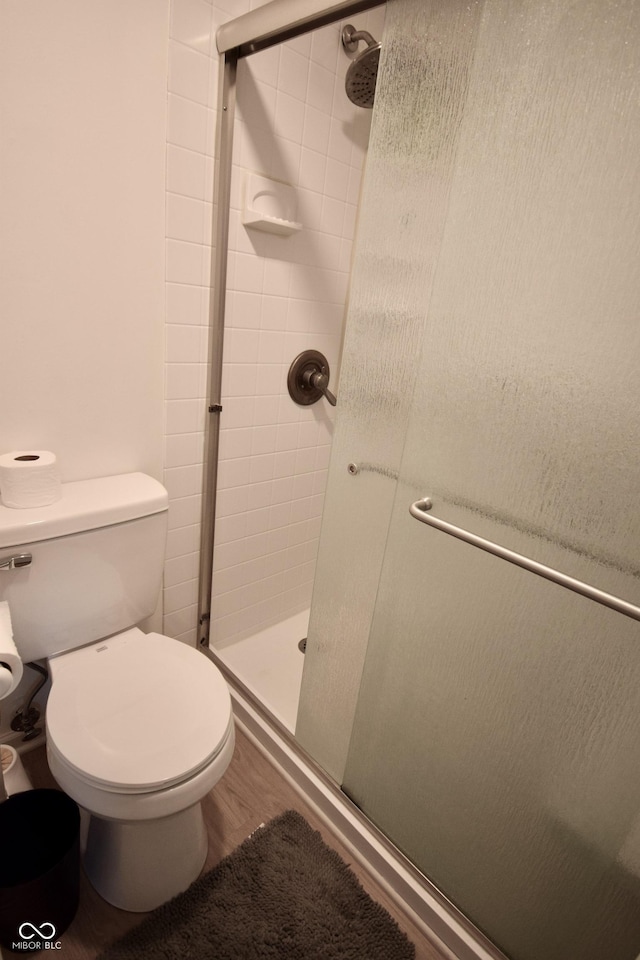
(197, 0, 386, 647)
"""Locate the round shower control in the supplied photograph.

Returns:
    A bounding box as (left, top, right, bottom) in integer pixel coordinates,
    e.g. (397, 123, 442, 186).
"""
(287, 350, 337, 407)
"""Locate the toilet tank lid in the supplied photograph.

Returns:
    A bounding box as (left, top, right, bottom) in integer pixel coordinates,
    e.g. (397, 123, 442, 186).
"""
(0, 472, 168, 548)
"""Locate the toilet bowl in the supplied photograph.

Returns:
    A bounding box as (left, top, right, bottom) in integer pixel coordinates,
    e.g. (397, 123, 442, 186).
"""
(45, 628, 234, 912)
(0, 472, 235, 913)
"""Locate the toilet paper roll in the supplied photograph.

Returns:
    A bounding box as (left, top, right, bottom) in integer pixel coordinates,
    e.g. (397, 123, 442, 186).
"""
(0, 450, 61, 508)
(0, 602, 23, 700)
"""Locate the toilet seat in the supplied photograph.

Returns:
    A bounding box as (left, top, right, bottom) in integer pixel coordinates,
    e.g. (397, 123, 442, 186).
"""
(46, 629, 232, 794)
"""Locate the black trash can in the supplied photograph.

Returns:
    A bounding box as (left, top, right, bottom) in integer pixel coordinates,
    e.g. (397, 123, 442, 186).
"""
(0, 788, 80, 950)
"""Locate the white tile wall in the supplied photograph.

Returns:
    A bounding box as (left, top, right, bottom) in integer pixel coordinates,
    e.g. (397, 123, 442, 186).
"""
(163, 0, 385, 648)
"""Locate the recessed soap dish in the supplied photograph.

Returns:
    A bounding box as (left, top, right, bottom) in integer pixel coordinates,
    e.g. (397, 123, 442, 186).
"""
(242, 172, 302, 236)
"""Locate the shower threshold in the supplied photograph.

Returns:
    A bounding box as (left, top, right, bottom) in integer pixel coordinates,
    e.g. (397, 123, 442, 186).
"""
(214, 609, 309, 734)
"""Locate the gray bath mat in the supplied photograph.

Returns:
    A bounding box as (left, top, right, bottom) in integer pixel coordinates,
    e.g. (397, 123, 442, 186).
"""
(97, 809, 415, 959)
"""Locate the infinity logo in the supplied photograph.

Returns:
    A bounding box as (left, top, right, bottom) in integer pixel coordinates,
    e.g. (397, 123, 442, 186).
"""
(18, 922, 57, 940)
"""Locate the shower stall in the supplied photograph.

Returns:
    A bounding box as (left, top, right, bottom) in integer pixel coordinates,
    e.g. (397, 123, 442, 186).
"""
(199, 2, 640, 959)
(200, 2, 386, 731)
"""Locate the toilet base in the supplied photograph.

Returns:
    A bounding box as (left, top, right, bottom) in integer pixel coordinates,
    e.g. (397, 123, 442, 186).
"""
(81, 801, 208, 912)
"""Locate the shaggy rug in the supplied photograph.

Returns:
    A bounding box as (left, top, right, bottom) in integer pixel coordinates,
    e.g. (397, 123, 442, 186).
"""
(97, 809, 415, 959)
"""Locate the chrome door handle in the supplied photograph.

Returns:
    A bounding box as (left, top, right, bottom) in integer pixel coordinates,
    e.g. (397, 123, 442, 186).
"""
(0, 553, 32, 571)
(410, 498, 640, 622)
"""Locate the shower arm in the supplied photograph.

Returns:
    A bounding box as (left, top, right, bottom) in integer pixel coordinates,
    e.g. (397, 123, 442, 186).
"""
(350, 29, 376, 45)
(342, 24, 377, 52)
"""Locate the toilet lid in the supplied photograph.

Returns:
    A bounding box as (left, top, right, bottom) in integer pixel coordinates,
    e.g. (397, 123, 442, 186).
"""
(46, 632, 232, 793)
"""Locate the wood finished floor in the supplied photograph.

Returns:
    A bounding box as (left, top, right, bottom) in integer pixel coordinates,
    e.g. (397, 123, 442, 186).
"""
(11, 730, 449, 960)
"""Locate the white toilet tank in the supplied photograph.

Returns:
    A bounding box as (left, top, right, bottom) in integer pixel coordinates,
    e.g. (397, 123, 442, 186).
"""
(0, 473, 168, 662)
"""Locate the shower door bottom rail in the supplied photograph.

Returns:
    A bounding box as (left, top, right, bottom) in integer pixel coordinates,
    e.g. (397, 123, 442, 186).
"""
(409, 498, 640, 622)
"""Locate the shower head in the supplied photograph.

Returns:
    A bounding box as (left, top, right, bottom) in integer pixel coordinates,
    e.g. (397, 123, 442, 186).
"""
(341, 24, 381, 109)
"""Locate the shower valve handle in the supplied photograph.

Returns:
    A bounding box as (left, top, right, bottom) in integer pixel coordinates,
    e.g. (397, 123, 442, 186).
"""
(304, 370, 337, 407)
(287, 350, 337, 407)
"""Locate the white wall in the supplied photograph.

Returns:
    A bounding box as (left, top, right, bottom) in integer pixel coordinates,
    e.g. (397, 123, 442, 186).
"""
(0, 0, 169, 739)
(0, 0, 168, 482)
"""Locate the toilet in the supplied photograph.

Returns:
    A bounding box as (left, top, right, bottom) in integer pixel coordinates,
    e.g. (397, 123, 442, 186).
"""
(0, 472, 234, 912)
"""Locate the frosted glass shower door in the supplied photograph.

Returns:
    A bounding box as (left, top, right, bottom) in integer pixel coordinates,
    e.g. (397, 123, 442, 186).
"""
(334, 1, 640, 959)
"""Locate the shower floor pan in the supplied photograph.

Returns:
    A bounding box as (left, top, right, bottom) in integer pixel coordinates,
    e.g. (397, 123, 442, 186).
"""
(215, 609, 309, 733)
